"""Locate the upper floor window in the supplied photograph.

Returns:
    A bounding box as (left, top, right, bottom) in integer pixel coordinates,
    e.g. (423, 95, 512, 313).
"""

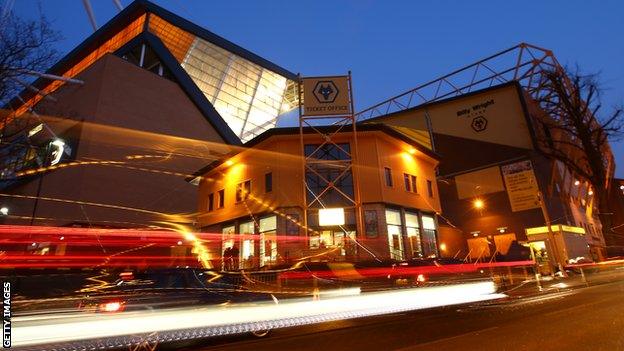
(236, 180, 251, 202)
(304, 143, 351, 160)
(265, 172, 273, 193)
(404, 173, 417, 193)
(217, 189, 225, 208)
(207, 193, 214, 211)
(384, 167, 393, 187)
(427, 180, 434, 197)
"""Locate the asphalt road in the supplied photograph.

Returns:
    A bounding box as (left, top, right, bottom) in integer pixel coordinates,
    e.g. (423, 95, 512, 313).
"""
(180, 279, 624, 351)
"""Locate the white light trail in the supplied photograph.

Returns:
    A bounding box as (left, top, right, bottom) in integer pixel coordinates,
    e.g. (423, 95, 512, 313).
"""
(13, 282, 504, 349)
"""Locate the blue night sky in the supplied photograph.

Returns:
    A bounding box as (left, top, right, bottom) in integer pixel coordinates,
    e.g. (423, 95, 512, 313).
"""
(12, 0, 624, 177)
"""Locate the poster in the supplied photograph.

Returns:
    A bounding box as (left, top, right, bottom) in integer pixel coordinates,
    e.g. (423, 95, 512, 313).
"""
(501, 160, 541, 212)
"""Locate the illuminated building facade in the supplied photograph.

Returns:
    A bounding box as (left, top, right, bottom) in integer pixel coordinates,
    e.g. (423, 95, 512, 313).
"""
(366, 82, 607, 268)
(0, 0, 297, 229)
(192, 124, 448, 268)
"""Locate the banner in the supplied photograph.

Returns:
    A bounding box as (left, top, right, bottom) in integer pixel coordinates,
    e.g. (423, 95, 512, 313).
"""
(302, 76, 350, 116)
(501, 160, 541, 212)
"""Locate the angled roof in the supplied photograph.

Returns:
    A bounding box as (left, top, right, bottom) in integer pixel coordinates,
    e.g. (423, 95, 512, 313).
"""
(10, 0, 299, 145)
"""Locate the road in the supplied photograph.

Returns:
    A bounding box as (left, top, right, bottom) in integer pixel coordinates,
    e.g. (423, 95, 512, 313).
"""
(182, 279, 624, 351)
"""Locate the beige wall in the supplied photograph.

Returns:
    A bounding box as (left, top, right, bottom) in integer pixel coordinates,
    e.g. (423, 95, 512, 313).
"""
(377, 84, 534, 150)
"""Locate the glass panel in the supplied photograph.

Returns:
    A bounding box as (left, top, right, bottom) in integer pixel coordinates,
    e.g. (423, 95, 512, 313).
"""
(259, 216, 277, 233)
(405, 212, 419, 228)
(422, 215, 436, 230)
(151, 17, 298, 142)
(239, 221, 255, 234)
(422, 229, 438, 258)
(385, 209, 402, 226)
(387, 224, 403, 261)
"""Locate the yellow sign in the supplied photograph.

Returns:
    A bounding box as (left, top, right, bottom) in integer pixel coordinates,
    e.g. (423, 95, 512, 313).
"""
(561, 225, 585, 235)
(302, 76, 350, 116)
(501, 160, 540, 212)
(526, 225, 585, 235)
(526, 226, 556, 235)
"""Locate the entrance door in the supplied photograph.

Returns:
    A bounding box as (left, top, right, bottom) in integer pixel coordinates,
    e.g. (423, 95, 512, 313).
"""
(528, 241, 552, 275)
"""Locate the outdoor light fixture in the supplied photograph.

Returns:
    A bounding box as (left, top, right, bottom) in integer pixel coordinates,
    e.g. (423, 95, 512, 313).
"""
(497, 227, 507, 233)
(0, 207, 8, 216)
(588, 190, 593, 196)
(473, 199, 484, 209)
(50, 139, 66, 166)
(439, 243, 447, 251)
(574, 180, 580, 186)
(620, 185, 624, 190)
(177, 240, 183, 245)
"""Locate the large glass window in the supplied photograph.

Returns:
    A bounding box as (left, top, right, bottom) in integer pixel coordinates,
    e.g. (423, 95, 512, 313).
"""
(148, 14, 298, 142)
(221, 225, 236, 270)
(421, 215, 438, 258)
(259, 216, 277, 266)
(385, 209, 404, 260)
(405, 211, 422, 258)
(304, 143, 354, 207)
(239, 220, 255, 269)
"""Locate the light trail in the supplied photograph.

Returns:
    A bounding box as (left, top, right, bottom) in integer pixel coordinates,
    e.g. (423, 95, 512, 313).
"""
(12, 281, 505, 350)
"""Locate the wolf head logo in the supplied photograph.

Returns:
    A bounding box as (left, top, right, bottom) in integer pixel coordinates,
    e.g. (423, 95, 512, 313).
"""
(317, 84, 334, 101)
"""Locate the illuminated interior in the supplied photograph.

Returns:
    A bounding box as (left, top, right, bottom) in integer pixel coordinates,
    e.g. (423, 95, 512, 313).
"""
(149, 15, 298, 142)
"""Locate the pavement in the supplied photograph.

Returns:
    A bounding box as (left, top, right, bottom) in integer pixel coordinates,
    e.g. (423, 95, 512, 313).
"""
(174, 267, 624, 351)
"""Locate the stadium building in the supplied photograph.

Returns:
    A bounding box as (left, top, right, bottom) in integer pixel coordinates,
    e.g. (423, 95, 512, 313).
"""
(0, 0, 298, 230)
(358, 44, 616, 271)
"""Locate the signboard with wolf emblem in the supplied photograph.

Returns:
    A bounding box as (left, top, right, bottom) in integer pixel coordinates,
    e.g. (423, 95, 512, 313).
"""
(302, 76, 351, 116)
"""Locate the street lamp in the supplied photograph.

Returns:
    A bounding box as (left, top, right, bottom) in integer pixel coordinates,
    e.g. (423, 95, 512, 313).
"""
(473, 199, 484, 210)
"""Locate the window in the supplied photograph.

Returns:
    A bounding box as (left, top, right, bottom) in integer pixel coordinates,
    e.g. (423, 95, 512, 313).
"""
(265, 172, 273, 193)
(239, 220, 256, 268)
(217, 189, 225, 208)
(259, 216, 277, 266)
(384, 167, 393, 187)
(427, 180, 434, 197)
(221, 224, 236, 270)
(421, 215, 438, 258)
(236, 180, 251, 202)
(404, 173, 417, 193)
(285, 214, 300, 235)
(207, 193, 214, 211)
(385, 209, 404, 260)
(304, 143, 354, 207)
(364, 210, 379, 238)
(405, 211, 422, 257)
